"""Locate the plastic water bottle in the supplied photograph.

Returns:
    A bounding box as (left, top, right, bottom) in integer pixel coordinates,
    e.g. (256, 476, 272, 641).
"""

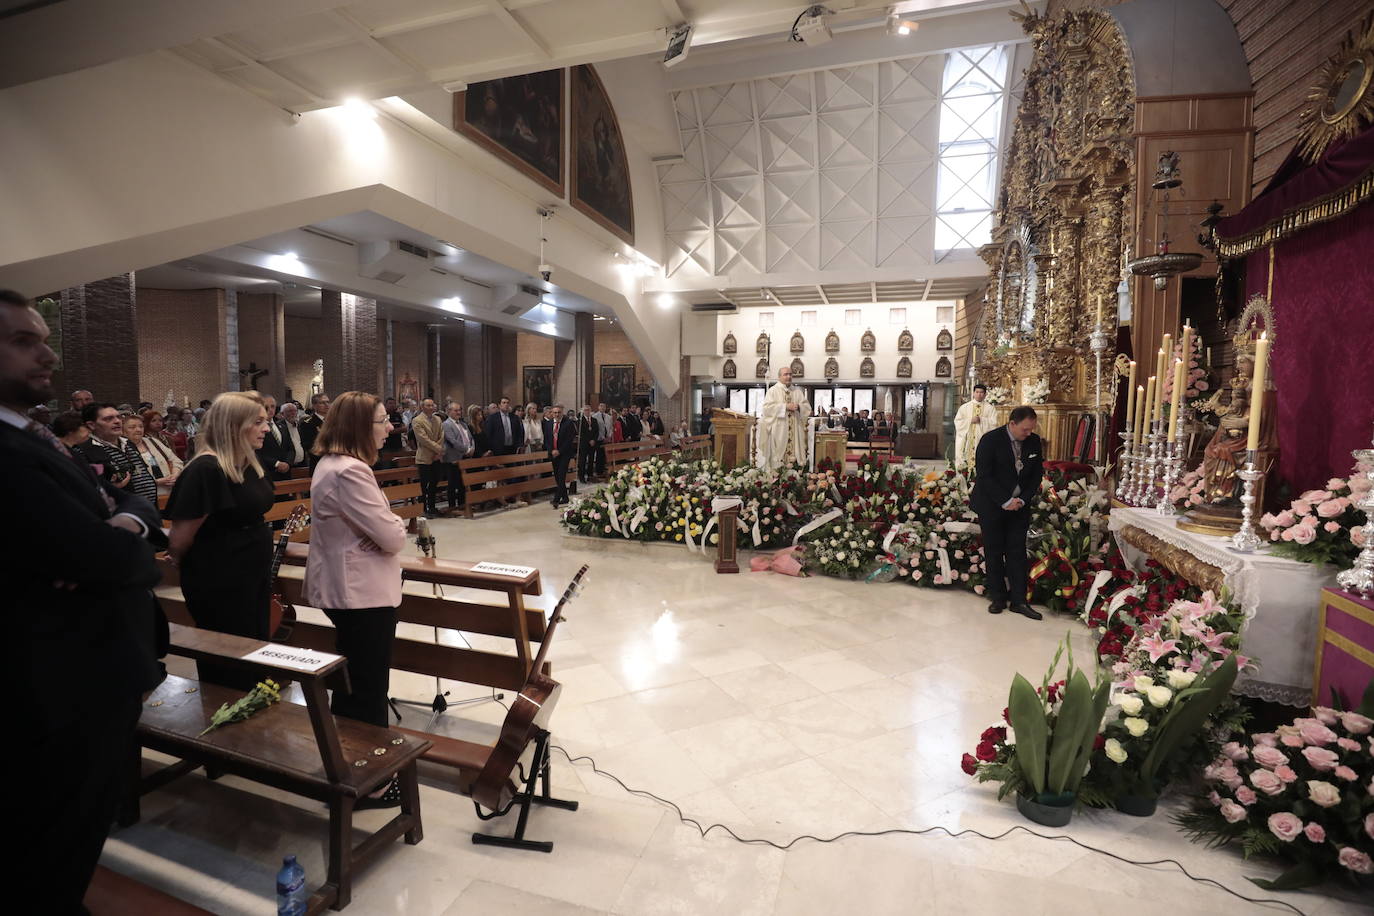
(276, 854, 307, 916)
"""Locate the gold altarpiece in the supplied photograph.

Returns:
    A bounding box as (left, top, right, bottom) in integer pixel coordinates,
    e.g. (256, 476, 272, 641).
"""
(974, 7, 1135, 461)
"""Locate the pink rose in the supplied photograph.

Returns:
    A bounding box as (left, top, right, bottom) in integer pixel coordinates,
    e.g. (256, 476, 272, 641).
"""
(1267, 812, 1303, 841)
(1274, 510, 1296, 527)
(1291, 500, 1311, 516)
(1316, 498, 1348, 518)
(1365, 812, 1374, 840)
(1312, 707, 1339, 726)
(1302, 746, 1339, 771)
(1355, 527, 1369, 548)
(1350, 476, 1372, 496)
(1304, 822, 1326, 843)
(1338, 847, 1374, 875)
(1326, 478, 1347, 491)
(1252, 732, 1278, 747)
(1325, 521, 1342, 533)
(1235, 786, 1257, 806)
(1281, 733, 1304, 748)
(1340, 711, 1373, 735)
(1195, 379, 1209, 391)
(1252, 745, 1288, 769)
(1289, 525, 1317, 545)
(1275, 765, 1298, 784)
(1299, 721, 1338, 745)
(1222, 741, 1248, 762)
(1207, 790, 1222, 807)
(1338, 737, 1361, 752)
(1218, 764, 1243, 790)
(1220, 801, 1248, 824)
(1249, 769, 1284, 796)
(1334, 765, 1357, 782)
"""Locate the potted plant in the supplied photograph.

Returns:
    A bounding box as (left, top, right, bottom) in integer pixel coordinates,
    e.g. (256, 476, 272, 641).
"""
(1006, 639, 1111, 827)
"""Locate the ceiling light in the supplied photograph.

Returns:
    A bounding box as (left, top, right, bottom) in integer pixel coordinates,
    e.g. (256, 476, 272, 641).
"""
(441, 297, 464, 313)
(886, 8, 918, 36)
(341, 98, 377, 119)
(791, 5, 832, 45)
(540, 322, 556, 334)
(657, 293, 677, 309)
(269, 252, 303, 271)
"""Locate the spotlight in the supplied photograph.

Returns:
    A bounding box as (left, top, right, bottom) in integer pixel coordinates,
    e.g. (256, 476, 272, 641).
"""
(657, 293, 676, 309)
(341, 98, 377, 120)
(791, 5, 832, 46)
(664, 23, 693, 69)
(886, 8, 918, 36)
(441, 297, 464, 314)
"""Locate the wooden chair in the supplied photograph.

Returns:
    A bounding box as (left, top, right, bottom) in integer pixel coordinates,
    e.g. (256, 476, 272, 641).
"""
(456, 452, 555, 517)
(678, 434, 713, 460)
(127, 624, 430, 912)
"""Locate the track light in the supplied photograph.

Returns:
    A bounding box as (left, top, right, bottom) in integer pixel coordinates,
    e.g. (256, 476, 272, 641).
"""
(886, 8, 918, 36)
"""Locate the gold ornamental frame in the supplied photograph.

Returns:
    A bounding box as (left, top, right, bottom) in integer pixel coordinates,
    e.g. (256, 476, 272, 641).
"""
(1296, 12, 1374, 163)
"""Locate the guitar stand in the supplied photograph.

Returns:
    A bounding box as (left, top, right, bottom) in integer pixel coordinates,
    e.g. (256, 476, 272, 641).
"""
(471, 729, 578, 853)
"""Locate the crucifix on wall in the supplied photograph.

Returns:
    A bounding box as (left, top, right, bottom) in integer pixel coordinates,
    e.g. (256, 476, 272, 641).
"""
(239, 361, 269, 390)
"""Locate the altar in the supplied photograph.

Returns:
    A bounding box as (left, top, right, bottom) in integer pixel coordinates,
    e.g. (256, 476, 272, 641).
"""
(1109, 507, 1339, 706)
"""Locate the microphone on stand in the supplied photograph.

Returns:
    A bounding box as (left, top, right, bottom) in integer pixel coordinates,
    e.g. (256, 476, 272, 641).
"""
(416, 516, 436, 557)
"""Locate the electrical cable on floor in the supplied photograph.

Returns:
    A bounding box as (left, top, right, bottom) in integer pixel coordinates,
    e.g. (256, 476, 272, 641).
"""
(548, 744, 1311, 916)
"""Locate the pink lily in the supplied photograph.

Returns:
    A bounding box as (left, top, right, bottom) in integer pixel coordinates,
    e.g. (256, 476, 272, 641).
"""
(1142, 634, 1180, 663)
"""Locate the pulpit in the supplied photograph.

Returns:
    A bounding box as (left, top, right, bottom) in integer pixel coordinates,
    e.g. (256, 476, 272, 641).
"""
(815, 427, 847, 468)
(711, 409, 756, 469)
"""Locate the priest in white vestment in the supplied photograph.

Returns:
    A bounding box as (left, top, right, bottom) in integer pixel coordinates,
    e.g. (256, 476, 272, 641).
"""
(756, 366, 811, 471)
(954, 384, 999, 469)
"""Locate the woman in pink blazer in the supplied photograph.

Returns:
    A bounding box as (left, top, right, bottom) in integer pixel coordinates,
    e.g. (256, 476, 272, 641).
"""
(305, 391, 407, 807)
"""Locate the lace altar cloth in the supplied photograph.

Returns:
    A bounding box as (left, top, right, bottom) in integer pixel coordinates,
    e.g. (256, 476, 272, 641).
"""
(1109, 507, 1338, 706)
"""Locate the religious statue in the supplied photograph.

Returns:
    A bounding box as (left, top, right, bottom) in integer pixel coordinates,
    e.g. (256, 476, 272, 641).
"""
(398, 372, 419, 401)
(954, 384, 1000, 469)
(1199, 384, 1252, 504)
(756, 366, 810, 471)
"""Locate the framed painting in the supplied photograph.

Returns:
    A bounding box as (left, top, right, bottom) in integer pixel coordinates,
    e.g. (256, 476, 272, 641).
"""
(571, 64, 634, 244)
(599, 364, 635, 407)
(523, 365, 553, 408)
(454, 69, 565, 195)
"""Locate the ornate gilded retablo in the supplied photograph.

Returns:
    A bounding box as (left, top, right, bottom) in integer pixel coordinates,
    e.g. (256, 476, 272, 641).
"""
(825, 329, 840, 353)
(860, 329, 876, 353)
(722, 332, 737, 354)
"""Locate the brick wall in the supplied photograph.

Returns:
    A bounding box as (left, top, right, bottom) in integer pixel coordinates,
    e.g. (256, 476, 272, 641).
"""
(285, 315, 321, 403)
(515, 330, 555, 406)
(135, 286, 225, 407)
(391, 319, 427, 400)
(594, 320, 653, 400)
(55, 273, 142, 406)
(238, 292, 285, 401)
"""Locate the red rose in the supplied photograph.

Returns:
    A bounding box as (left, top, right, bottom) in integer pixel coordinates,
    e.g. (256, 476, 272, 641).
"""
(1093, 734, 1106, 750)
(961, 753, 979, 775)
(975, 741, 998, 762)
(1002, 706, 1010, 724)
(980, 725, 1006, 743)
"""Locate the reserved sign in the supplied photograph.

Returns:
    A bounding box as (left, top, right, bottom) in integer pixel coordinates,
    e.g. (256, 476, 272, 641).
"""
(471, 561, 536, 578)
(241, 645, 341, 672)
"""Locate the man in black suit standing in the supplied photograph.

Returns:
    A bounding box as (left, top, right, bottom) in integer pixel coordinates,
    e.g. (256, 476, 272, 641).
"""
(299, 392, 330, 462)
(542, 403, 576, 506)
(575, 404, 599, 484)
(622, 404, 643, 442)
(255, 394, 293, 480)
(971, 405, 1044, 620)
(484, 395, 524, 456)
(0, 290, 167, 914)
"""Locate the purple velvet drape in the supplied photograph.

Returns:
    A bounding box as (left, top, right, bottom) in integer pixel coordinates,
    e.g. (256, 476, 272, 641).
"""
(1243, 201, 1374, 493)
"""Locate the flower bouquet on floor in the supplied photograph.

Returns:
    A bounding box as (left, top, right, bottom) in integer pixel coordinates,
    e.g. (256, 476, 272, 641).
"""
(1175, 681, 1374, 890)
(962, 637, 1112, 826)
(1094, 654, 1239, 816)
(1259, 468, 1371, 570)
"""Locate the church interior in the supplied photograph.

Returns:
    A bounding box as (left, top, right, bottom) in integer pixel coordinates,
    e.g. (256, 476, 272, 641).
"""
(4, 0, 1374, 913)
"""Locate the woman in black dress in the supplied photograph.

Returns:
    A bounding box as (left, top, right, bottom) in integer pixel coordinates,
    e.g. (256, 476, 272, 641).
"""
(165, 391, 273, 688)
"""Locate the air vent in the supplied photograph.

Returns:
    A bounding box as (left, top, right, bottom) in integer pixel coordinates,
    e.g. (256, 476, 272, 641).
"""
(429, 267, 449, 276)
(374, 270, 405, 284)
(501, 304, 526, 315)
(691, 302, 737, 313)
(518, 284, 543, 297)
(397, 240, 434, 259)
(301, 225, 356, 246)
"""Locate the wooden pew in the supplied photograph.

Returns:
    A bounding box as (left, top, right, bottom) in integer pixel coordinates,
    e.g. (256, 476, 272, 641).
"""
(129, 624, 430, 912)
(603, 439, 672, 473)
(677, 434, 713, 460)
(456, 452, 555, 518)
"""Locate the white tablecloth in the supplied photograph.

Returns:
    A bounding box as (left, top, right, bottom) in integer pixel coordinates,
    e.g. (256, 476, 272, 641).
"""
(1108, 507, 1338, 706)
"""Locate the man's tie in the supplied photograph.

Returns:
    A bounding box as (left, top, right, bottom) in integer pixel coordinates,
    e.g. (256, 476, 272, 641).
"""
(271, 421, 281, 444)
(27, 421, 118, 514)
(553, 419, 560, 445)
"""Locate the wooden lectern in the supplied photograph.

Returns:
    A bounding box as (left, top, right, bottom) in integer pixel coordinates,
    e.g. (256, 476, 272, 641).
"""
(815, 427, 847, 469)
(712, 408, 756, 469)
(715, 504, 741, 573)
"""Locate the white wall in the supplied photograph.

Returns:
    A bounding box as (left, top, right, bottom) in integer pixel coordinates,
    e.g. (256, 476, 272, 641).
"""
(0, 51, 680, 390)
(707, 301, 956, 384)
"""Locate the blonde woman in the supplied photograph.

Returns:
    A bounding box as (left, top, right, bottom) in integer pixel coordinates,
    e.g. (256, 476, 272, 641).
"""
(130, 409, 183, 491)
(305, 392, 407, 811)
(165, 391, 273, 688)
(523, 402, 543, 452)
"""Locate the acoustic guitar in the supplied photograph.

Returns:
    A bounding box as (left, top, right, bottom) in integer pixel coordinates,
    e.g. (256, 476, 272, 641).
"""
(470, 564, 589, 813)
(269, 504, 309, 640)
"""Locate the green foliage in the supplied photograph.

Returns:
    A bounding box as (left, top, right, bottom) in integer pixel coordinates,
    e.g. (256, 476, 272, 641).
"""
(1008, 673, 1048, 796)
(1135, 654, 1238, 796)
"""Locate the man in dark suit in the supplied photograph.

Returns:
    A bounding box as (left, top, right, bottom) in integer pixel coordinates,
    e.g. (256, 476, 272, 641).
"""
(484, 395, 524, 456)
(575, 404, 599, 484)
(853, 409, 873, 442)
(971, 405, 1044, 620)
(255, 394, 293, 480)
(0, 290, 168, 914)
(541, 403, 576, 506)
(299, 392, 330, 463)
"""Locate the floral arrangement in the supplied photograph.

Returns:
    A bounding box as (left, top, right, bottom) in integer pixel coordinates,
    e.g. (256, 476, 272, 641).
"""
(984, 386, 1011, 406)
(796, 517, 884, 578)
(1176, 684, 1374, 890)
(1170, 467, 1206, 510)
(1092, 559, 1204, 666)
(1160, 332, 1212, 417)
(1259, 468, 1370, 569)
(199, 679, 283, 736)
(1024, 377, 1050, 405)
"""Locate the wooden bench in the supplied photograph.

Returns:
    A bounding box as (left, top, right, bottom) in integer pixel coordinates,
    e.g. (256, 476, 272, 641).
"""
(85, 866, 214, 915)
(371, 466, 425, 524)
(456, 452, 555, 518)
(677, 434, 712, 460)
(127, 624, 430, 912)
(603, 439, 672, 473)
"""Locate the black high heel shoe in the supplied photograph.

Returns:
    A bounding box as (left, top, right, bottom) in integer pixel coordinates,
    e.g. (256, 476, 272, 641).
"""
(355, 778, 403, 810)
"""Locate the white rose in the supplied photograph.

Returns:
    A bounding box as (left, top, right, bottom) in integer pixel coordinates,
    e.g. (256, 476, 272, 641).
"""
(1123, 717, 1149, 737)
(1145, 685, 1173, 708)
(836, 551, 846, 561)
(1133, 675, 1154, 692)
(1166, 670, 1197, 690)
(1105, 738, 1128, 763)
(1111, 693, 1144, 717)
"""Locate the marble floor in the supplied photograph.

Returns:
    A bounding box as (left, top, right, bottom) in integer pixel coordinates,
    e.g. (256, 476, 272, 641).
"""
(105, 499, 1369, 915)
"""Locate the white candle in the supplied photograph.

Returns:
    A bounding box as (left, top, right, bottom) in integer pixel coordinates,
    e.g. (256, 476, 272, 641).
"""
(1247, 333, 1270, 451)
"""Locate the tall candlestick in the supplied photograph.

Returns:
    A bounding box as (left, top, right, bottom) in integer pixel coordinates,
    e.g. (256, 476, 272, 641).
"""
(1145, 375, 1157, 432)
(1246, 332, 1270, 451)
(1134, 385, 1147, 445)
(1155, 336, 1171, 417)
(1180, 321, 1193, 372)
(1096, 296, 1103, 326)
(1168, 357, 1186, 441)
(1125, 360, 1137, 431)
